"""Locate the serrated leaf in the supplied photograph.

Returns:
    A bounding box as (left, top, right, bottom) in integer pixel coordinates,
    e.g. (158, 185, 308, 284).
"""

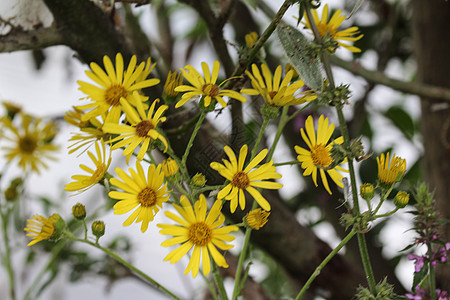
(347, 0, 365, 19)
(276, 24, 323, 91)
(384, 106, 415, 140)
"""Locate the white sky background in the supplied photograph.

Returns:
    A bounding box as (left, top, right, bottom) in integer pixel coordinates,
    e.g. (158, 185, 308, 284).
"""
(0, 0, 422, 299)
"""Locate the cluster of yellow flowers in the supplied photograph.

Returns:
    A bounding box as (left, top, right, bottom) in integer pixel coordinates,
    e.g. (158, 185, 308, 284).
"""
(19, 4, 380, 281)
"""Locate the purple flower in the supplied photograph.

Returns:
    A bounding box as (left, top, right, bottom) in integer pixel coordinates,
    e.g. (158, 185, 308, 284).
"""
(408, 254, 425, 272)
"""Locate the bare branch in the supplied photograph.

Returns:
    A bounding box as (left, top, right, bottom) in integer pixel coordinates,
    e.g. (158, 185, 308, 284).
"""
(330, 55, 450, 102)
(0, 26, 63, 53)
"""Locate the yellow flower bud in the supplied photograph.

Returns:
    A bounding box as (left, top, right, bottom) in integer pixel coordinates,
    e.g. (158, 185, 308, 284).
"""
(163, 71, 183, 100)
(245, 32, 258, 47)
(92, 220, 105, 239)
(72, 203, 86, 220)
(360, 183, 374, 201)
(162, 158, 179, 178)
(245, 208, 270, 230)
(394, 191, 409, 208)
(191, 173, 206, 187)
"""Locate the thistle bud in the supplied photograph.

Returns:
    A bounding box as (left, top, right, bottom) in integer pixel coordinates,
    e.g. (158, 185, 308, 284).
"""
(72, 203, 86, 220)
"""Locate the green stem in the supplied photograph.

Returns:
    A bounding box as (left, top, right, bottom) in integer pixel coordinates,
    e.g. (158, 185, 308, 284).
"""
(69, 237, 182, 300)
(295, 230, 357, 300)
(24, 240, 67, 300)
(213, 265, 229, 300)
(373, 207, 399, 219)
(1, 209, 16, 300)
(267, 106, 288, 161)
(225, 0, 293, 89)
(181, 111, 207, 169)
(200, 272, 219, 300)
(231, 204, 256, 300)
(305, 3, 377, 294)
(250, 117, 269, 160)
(273, 160, 300, 167)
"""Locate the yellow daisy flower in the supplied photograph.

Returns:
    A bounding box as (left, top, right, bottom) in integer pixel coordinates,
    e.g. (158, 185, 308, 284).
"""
(0, 114, 58, 174)
(66, 108, 110, 155)
(109, 161, 170, 233)
(376, 152, 406, 186)
(65, 139, 112, 195)
(241, 64, 316, 106)
(77, 53, 159, 123)
(174, 60, 247, 108)
(245, 208, 270, 230)
(24, 214, 61, 246)
(102, 92, 168, 162)
(295, 115, 347, 194)
(210, 144, 283, 213)
(158, 194, 238, 278)
(303, 4, 363, 53)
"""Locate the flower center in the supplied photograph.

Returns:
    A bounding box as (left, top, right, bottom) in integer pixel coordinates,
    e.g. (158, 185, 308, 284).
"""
(268, 91, 278, 99)
(138, 187, 157, 207)
(311, 144, 332, 168)
(19, 135, 37, 154)
(104, 84, 128, 106)
(316, 23, 336, 38)
(136, 120, 154, 137)
(202, 83, 219, 97)
(188, 222, 212, 247)
(232, 171, 250, 189)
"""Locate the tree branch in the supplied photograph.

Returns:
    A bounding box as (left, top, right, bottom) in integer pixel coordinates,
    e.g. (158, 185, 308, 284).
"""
(0, 26, 63, 53)
(330, 55, 450, 102)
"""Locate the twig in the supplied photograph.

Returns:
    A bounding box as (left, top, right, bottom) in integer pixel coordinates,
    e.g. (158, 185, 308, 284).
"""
(330, 55, 450, 102)
(0, 26, 63, 53)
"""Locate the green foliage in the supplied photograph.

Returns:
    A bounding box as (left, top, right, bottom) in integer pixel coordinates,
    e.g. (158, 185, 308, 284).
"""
(384, 106, 415, 140)
(276, 24, 323, 91)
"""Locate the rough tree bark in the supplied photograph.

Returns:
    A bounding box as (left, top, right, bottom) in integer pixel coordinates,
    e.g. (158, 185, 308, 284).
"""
(412, 0, 450, 291)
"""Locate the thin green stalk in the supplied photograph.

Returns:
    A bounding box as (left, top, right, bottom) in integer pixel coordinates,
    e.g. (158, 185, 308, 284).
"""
(24, 240, 67, 300)
(199, 271, 219, 300)
(231, 204, 255, 300)
(295, 229, 357, 300)
(181, 111, 207, 168)
(1, 209, 16, 300)
(213, 266, 229, 300)
(225, 0, 293, 89)
(69, 236, 182, 300)
(250, 117, 270, 160)
(305, 3, 377, 294)
(267, 106, 288, 161)
(373, 208, 399, 219)
(273, 160, 300, 167)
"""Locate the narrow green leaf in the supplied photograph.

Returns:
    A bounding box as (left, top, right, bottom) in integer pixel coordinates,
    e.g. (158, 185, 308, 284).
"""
(384, 106, 415, 140)
(276, 23, 323, 91)
(347, 0, 365, 19)
(240, 0, 257, 9)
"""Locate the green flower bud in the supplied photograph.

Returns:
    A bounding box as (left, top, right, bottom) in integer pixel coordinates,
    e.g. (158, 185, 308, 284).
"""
(4, 186, 19, 202)
(360, 183, 375, 201)
(260, 102, 280, 119)
(191, 173, 206, 187)
(49, 213, 66, 241)
(92, 220, 105, 239)
(72, 203, 86, 220)
(394, 191, 409, 208)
